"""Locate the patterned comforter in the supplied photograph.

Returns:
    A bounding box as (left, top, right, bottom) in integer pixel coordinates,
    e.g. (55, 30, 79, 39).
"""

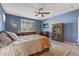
(0, 35, 51, 56)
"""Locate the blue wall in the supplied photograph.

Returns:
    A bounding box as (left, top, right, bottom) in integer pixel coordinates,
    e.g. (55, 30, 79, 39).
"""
(5, 14, 21, 33)
(5, 14, 42, 34)
(0, 4, 5, 31)
(42, 9, 79, 43)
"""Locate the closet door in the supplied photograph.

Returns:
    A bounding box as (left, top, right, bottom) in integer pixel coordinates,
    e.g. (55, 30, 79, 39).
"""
(20, 19, 36, 33)
(29, 21, 33, 32)
(21, 19, 29, 32)
(52, 23, 64, 42)
(31, 21, 36, 32)
(21, 19, 25, 32)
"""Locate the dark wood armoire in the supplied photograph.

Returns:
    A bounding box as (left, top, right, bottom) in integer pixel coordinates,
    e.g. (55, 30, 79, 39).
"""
(52, 23, 64, 42)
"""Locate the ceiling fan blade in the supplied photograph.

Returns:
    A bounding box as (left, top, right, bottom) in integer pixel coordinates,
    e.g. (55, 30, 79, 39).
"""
(35, 13, 40, 16)
(41, 14, 44, 17)
(35, 8, 50, 17)
(43, 12, 50, 14)
(39, 8, 43, 11)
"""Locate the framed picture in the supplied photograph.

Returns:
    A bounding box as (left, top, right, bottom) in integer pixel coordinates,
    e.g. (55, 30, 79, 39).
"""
(43, 23, 49, 28)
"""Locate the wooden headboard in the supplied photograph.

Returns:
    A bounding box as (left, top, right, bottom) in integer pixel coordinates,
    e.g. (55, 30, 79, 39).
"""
(16, 32, 36, 36)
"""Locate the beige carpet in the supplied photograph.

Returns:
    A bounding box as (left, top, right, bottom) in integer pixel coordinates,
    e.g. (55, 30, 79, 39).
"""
(40, 45, 70, 56)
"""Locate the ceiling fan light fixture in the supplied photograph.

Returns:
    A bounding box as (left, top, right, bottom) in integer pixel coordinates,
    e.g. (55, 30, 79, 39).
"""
(35, 8, 50, 17)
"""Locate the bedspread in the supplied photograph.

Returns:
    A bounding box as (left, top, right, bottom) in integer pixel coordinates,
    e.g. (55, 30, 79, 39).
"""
(0, 35, 51, 56)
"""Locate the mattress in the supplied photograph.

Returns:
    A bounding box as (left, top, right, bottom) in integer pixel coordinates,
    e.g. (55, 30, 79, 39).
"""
(0, 35, 51, 56)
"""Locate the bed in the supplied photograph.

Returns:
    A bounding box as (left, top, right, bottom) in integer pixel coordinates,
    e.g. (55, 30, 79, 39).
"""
(0, 32, 52, 56)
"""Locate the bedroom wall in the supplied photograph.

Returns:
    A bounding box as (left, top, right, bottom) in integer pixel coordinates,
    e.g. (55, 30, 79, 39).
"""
(42, 9, 79, 43)
(0, 4, 5, 31)
(5, 14, 42, 34)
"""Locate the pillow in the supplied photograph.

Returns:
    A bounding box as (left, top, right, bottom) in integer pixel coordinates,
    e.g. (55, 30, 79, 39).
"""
(0, 32, 12, 42)
(0, 31, 18, 47)
(7, 32, 18, 41)
(0, 32, 12, 48)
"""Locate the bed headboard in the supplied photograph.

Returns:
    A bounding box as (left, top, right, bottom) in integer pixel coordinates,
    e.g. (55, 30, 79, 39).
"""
(16, 32, 36, 36)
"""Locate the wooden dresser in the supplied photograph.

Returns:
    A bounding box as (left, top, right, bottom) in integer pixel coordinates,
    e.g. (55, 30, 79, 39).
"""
(40, 32, 49, 37)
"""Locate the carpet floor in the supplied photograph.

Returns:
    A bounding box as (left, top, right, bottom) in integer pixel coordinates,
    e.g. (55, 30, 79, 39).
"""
(52, 40, 79, 56)
(40, 46, 70, 56)
(40, 40, 79, 56)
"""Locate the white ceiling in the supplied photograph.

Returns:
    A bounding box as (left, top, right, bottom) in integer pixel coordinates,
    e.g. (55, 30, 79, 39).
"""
(1, 3, 79, 20)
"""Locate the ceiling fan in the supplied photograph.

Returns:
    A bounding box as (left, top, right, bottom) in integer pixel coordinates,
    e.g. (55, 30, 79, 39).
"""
(35, 8, 50, 17)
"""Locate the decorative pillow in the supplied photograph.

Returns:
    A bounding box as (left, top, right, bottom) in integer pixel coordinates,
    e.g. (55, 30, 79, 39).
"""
(0, 31, 18, 48)
(7, 32, 18, 41)
(0, 32, 12, 48)
(0, 32, 12, 42)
